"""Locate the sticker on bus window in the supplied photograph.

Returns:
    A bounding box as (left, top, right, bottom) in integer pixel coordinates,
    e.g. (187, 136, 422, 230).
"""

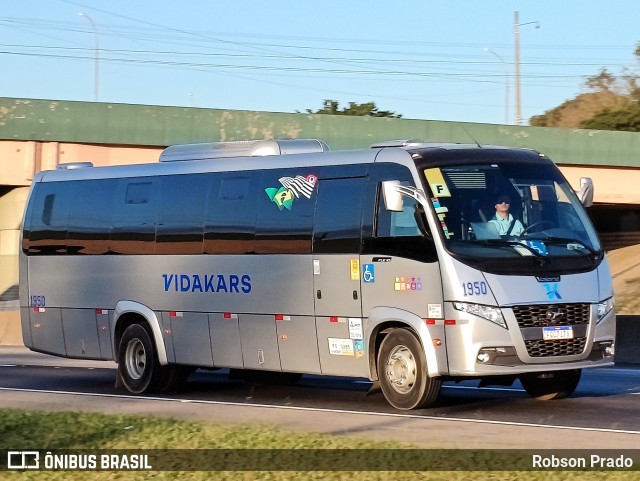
(424, 168, 451, 197)
(265, 174, 318, 211)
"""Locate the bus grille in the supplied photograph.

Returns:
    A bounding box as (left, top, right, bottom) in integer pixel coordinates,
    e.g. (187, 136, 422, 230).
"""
(512, 303, 590, 328)
(513, 303, 590, 357)
(524, 338, 587, 357)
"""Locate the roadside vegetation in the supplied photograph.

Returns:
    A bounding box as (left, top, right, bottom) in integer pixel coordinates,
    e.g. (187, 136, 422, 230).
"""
(0, 409, 635, 480)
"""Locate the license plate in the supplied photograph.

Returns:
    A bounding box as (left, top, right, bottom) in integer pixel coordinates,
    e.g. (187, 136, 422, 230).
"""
(542, 326, 574, 340)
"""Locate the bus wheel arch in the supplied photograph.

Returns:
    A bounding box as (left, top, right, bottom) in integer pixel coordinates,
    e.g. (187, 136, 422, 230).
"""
(373, 325, 441, 410)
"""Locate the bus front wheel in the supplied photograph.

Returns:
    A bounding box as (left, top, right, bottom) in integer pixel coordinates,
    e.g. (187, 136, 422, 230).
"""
(377, 328, 441, 410)
(519, 369, 582, 400)
(118, 323, 160, 394)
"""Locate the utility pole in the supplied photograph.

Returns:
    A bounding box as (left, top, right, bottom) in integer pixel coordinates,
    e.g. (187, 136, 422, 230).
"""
(514, 11, 539, 125)
(514, 11, 521, 125)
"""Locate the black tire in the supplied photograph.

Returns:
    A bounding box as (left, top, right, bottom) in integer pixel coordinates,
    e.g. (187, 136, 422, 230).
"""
(519, 369, 582, 400)
(377, 328, 441, 410)
(117, 323, 160, 394)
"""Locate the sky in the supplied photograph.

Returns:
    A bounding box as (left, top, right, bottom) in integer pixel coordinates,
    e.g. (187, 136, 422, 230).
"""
(1, 0, 639, 126)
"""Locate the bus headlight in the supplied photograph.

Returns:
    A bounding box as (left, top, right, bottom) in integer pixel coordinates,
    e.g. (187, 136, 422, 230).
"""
(453, 302, 507, 329)
(597, 297, 614, 323)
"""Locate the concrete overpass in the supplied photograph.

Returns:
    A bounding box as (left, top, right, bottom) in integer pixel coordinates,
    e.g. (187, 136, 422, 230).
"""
(2, 97, 640, 345)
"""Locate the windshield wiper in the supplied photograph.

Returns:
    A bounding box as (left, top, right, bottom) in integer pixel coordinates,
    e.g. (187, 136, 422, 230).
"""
(476, 239, 544, 258)
(536, 236, 599, 257)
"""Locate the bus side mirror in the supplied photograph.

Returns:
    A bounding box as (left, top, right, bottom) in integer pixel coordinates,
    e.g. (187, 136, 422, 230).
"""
(382, 180, 404, 212)
(577, 177, 594, 207)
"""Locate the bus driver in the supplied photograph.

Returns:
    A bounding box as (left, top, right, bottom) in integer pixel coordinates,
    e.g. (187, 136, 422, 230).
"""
(488, 194, 525, 236)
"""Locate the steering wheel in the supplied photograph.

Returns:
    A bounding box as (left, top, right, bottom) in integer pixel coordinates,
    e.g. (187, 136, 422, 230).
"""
(521, 221, 554, 236)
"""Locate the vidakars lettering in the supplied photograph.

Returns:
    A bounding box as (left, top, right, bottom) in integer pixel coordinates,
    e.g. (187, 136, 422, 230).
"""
(162, 274, 251, 293)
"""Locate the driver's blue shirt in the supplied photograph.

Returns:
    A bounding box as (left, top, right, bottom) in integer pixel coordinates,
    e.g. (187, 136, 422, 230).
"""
(489, 213, 524, 236)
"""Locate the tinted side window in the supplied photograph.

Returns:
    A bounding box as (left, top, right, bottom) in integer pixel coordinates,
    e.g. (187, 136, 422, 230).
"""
(256, 170, 317, 254)
(313, 177, 365, 253)
(25, 181, 72, 255)
(204, 174, 256, 254)
(67, 178, 116, 255)
(363, 164, 437, 263)
(111, 178, 158, 255)
(157, 174, 208, 255)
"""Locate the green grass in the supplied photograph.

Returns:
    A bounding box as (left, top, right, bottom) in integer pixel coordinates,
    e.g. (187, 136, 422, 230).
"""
(0, 409, 633, 480)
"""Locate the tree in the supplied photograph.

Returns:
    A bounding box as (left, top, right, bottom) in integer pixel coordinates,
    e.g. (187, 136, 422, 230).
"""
(530, 68, 631, 128)
(530, 44, 640, 131)
(580, 103, 640, 131)
(529, 90, 628, 128)
(302, 99, 402, 118)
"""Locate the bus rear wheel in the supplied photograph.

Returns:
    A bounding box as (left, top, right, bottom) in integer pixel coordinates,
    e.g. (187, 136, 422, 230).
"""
(519, 369, 582, 400)
(118, 323, 161, 394)
(377, 328, 441, 410)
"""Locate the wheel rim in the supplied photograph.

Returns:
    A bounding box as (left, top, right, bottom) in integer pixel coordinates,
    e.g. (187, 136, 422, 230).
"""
(124, 338, 146, 380)
(385, 344, 417, 394)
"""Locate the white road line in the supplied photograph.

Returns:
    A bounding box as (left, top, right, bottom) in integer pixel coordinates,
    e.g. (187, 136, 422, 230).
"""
(1, 386, 639, 436)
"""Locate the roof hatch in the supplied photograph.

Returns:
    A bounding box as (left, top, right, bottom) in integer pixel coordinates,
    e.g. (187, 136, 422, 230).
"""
(159, 139, 330, 162)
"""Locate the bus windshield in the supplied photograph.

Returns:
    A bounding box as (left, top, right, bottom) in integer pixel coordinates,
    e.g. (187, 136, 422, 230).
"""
(422, 160, 601, 264)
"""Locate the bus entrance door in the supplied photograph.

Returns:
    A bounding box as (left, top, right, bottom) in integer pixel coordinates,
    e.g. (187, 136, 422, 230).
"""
(312, 177, 368, 377)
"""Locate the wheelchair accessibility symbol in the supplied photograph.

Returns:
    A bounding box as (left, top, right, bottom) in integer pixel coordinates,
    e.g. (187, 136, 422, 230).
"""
(363, 264, 375, 283)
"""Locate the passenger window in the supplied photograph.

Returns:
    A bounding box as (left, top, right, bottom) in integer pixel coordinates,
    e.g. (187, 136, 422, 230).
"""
(157, 174, 208, 255)
(204, 174, 256, 254)
(25, 182, 72, 255)
(313, 177, 365, 253)
(256, 170, 316, 254)
(111, 178, 158, 255)
(67, 178, 116, 255)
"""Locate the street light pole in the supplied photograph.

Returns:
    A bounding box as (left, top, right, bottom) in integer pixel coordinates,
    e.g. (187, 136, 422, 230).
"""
(514, 10, 539, 125)
(79, 12, 99, 102)
(485, 48, 509, 124)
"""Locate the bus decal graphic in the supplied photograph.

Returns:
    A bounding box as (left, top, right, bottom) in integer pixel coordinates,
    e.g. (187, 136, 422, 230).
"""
(280, 175, 318, 198)
(265, 174, 317, 210)
(162, 274, 251, 293)
(394, 276, 422, 291)
(544, 283, 562, 300)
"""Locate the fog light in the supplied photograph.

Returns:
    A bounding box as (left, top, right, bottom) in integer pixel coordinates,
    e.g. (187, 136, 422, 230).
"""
(605, 345, 615, 357)
(477, 352, 491, 363)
